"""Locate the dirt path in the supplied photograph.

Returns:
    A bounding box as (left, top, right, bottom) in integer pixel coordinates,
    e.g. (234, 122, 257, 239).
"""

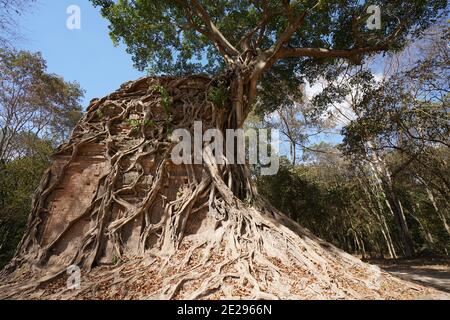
(369, 257, 450, 296)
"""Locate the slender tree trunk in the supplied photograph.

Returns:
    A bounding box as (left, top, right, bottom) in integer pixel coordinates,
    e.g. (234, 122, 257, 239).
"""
(420, 177, 450, 236)
(0, 75, 425, 300)
(366, 142, 415, 257)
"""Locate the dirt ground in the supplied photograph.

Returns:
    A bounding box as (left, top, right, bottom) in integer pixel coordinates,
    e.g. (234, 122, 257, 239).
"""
(366, 257, 450, 296)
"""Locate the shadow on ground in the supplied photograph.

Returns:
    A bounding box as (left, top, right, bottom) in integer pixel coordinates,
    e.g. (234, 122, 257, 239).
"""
(367, 257, 450, 294)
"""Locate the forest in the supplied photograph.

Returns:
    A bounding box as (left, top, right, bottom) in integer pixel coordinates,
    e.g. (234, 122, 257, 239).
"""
(0, 0, 449, 300)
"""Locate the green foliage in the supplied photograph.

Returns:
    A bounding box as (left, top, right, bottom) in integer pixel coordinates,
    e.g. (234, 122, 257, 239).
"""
(0, 47, 85, 157)
(91, 0, 446, 73)
(151, 84, 174, 135)
(341, 36, 449, 158)
(124, 85, 171, 135)
(0, 138, 52, 268)
(96, 110, 104, 119)
(153, 84, 171, 114)
(165, 121, 173, 136)
(257, 155, 450, 258)
(111, 255, 120, 265)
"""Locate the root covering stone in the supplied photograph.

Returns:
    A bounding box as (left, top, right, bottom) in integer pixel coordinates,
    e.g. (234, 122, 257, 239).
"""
(1, 76, 448, 300)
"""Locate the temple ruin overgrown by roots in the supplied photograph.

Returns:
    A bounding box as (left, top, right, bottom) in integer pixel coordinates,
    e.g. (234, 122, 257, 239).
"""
(0, 76, 443, 300)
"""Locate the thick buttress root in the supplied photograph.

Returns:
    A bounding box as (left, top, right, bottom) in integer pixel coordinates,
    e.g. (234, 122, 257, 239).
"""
(0, 76, 440, 299)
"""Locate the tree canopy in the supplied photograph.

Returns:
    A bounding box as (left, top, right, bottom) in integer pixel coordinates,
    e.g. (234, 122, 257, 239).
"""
(91, 0, 446, 117)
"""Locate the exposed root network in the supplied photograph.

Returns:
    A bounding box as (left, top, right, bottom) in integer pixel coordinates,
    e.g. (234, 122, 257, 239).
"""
(0, 76, 446, 300)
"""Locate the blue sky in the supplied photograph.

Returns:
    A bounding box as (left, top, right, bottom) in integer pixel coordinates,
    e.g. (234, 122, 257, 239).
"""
(16, 1, 146, 107)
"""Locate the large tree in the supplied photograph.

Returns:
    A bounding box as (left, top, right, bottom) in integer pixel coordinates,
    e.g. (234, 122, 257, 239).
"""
(1, 1, 448, 299)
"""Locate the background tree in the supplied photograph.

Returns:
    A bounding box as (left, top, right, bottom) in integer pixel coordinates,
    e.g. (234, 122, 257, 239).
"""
(262, 85, 334, 165)
(0, 48, 84, 161)
(256, 22, 449, 259)
(0, 0, 35, 47)
(340, 24, 449, 255)
(0, 136, 52, 268)
(92, 0, 446, 128)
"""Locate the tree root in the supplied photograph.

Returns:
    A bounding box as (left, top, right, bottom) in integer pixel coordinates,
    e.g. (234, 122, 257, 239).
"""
(0, 76, 446, 300)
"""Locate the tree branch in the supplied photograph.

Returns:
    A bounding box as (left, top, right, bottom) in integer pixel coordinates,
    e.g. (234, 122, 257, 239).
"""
(276, 18, 407, 63)
(236, 1, 282, 52)
(247, 1, 320, 104)
(189, 0, 239, 58)
(276, 44, 388, 61)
